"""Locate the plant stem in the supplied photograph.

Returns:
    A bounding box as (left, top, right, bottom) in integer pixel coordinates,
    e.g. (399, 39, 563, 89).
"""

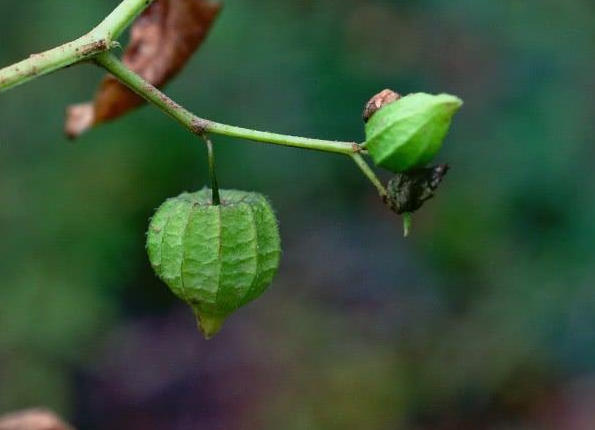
(0, 33, 107, 93)
(94, 0, 155, 41)
(0, 0, 387, 198)
(202, 135, 221, 205)
(351, 153, 387, 198)
(95, 52, 359, 156)
(0, 0, 154, 93)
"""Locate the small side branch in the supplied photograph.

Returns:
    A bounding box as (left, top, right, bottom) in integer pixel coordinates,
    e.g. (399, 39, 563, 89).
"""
(0, 34, 109, 93)
(94, 52, 360, 156)
(93, 0, 155, 41)
(0, 0, 155, 93)
(351, 153, 387, 199)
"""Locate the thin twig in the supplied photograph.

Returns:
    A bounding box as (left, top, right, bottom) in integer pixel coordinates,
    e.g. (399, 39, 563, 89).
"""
(0, 0, 153, 93)
(351, 153, 388, 198)
(94, 52, 359, 156)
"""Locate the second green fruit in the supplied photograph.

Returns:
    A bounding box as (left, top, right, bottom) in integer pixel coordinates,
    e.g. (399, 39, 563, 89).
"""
(364, 92, 462, 173)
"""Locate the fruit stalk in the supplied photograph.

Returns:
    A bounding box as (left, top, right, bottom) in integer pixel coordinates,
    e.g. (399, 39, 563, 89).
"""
(203, 134, 221, 206)
(0, 0, 153, 93)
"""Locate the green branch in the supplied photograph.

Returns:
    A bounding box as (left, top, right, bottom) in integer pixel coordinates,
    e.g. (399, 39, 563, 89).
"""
(95, 52, 360, 156)
(0, 0, 387, 196)
(93, 0, 155, 41)
(0, 33, 107, 93)
(0, 0, 154, 93)
(351, 153, 387, 198)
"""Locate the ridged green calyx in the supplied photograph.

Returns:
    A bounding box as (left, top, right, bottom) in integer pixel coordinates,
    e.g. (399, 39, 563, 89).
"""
(364, 93, 463, 173)
(147, 188, 281, 339)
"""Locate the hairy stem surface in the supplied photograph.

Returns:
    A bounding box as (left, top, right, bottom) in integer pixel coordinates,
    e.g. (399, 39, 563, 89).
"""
(94, 0, 155, 41)
(0, 0, 154, 93)
(0, 33, 108, 93)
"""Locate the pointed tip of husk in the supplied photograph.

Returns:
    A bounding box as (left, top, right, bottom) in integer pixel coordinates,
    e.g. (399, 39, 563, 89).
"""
(194, 311, 226, 339)
(437, 93, 464, 111)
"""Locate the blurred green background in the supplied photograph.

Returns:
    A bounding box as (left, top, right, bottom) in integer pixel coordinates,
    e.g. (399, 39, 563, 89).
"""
(2, 0, 595, 429)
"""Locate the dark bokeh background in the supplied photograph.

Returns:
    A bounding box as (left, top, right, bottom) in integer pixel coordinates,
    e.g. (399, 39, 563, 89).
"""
(2, 0, 595, 429)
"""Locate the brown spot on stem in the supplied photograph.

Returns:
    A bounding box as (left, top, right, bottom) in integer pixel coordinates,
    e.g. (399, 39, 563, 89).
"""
(79, 39, 109, 56)
(190, 118, 211, 134)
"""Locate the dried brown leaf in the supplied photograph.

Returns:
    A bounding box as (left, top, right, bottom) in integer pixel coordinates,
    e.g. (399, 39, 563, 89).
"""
(66, 0, 221, 138)
(0, 409, 74, 430)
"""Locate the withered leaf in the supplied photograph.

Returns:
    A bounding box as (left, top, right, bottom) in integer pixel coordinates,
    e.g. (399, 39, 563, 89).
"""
(386, 164, 449, 215)
(0, 409, 74, 430)
(66, 0, 221, 139)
